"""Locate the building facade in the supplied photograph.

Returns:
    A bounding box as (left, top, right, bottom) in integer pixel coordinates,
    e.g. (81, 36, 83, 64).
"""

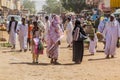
(0, 0, 22, 17)
(86, 0, 103, 8)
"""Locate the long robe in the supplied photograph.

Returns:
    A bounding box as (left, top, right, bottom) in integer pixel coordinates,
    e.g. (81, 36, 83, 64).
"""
(66, 21, 73, 46)
(7, 21, 18, 45)
(89, 35, 98, 54)
(46, 20, 63, 60)
(73, 41, 84, 62)
(103, 20, 120, 55)
(72, 26, 86, 62)
(18, 24, 28, 50)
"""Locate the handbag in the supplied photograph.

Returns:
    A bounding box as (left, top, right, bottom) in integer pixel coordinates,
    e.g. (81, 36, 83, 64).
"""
(77, 32, 87, 41)
(38, 40, 44, 50)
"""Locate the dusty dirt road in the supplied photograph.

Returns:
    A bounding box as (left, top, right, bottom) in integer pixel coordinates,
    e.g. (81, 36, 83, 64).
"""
(0, 32, 120, 80)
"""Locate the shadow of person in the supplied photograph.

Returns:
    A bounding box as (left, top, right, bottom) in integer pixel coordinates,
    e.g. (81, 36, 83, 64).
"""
(60, 63, 76, 65)
(96, 50, 104, 53)
(2, 50, 24, 53)
(88, 57, 116, 61)
(84, 54, 94, 56)
(10, 62, 77, 66)
(10, 62, 51, 66)
(2, 50, 16, 53)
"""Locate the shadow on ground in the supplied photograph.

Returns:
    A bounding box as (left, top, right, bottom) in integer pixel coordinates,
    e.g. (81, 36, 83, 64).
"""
(10, 62, 51, 66)
(88, 57, 116, 61)
(10, 62, 76, 66)
(2, 50, 21, 53)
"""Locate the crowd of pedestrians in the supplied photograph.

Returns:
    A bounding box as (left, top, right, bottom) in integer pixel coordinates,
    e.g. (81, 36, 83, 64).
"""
(6, 13, 120, 64)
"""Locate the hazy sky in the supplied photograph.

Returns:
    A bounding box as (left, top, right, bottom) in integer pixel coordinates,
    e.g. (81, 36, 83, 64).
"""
(31, 0, 46, 12)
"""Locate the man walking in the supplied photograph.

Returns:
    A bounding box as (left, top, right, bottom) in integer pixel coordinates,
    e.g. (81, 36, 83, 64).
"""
(17, 18, 28, 52)
(7, 17, 18, 49)
(103, 14, 120, 58)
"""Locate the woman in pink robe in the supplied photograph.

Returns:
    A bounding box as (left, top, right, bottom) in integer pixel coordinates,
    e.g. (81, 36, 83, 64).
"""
(46, 15, 63, 64)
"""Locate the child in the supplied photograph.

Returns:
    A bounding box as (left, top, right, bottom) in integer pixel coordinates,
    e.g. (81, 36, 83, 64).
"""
(89, 34, 98, 55)
(32, 22, 44, 64)
(88, 26, 98, 55)
(27, 20, 33, 51)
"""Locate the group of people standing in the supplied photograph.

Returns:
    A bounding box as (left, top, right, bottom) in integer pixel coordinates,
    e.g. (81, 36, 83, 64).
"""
(7, 15, 63, 64)
(7, 13, 120, 65)
(64, 14, 120, 64)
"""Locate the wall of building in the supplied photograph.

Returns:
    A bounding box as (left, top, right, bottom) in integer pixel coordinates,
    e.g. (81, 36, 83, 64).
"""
(0, 0, 22, 16)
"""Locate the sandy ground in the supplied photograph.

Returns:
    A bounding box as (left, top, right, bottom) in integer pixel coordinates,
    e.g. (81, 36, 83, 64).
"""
(0, 32, 120, 80)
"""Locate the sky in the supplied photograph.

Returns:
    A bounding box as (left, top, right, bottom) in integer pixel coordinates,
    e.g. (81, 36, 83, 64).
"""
(31, 0, 46, 12)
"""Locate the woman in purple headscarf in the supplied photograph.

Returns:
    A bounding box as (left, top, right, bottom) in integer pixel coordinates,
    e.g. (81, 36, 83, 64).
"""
(46, 15, 63, 64)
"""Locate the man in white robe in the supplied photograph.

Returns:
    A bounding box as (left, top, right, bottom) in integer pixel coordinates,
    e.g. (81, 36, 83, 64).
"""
(103, 15, 120, 58)
(7, 17, 18, 49)
(17, 18, 28, 52)
(66, 17, 73, 47)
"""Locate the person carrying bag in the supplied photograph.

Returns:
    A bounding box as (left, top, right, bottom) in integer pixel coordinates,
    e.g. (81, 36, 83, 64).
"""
(72, 20, 87, 64)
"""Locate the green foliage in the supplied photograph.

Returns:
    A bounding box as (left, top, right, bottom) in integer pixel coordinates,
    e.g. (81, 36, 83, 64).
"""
(60, 0, 86, 13)
(23, 0, 36, 14)
(43, 0, 66, 14)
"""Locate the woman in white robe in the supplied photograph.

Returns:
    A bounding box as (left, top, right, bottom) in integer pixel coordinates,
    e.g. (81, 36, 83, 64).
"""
(103, 15, 120, 58)
(66, 17, 73, 47)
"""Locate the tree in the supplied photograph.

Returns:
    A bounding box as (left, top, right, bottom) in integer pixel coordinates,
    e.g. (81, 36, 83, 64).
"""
(43, 0, 66, 14)
(60, 0, 86, 13)
(23, 0, 36, 14)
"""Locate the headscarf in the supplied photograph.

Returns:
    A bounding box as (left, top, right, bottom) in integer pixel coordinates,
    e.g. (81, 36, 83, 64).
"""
(73, 20, 81, 41)
(53, 15, 60, 24)
(75, 20, 81, 27)
(110, 14, 115, 18)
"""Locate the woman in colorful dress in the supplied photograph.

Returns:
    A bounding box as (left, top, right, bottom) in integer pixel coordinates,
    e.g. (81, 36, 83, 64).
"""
(46, 15, 63, 64)
(32, 22, 43, 64)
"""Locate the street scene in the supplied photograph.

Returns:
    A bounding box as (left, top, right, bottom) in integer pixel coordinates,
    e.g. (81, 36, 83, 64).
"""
(0, 0, 120, 80)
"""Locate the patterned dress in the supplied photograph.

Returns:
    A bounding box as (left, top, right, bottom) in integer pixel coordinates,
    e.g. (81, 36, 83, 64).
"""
(46, 17, 63, 59)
